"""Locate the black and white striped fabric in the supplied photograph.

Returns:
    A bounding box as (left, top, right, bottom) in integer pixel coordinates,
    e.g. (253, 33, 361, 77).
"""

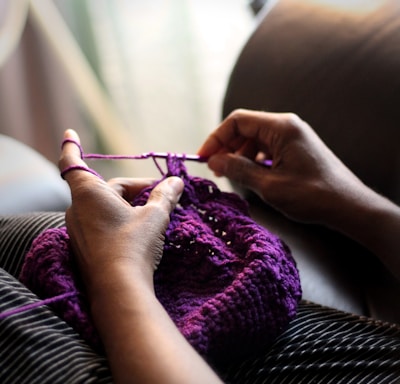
(0, 270, 112, 384)
(0, 212, 66, 277)
(0, 212, 112, 383)
(219, 302, 400, 384)
(0, 212, 399, 383)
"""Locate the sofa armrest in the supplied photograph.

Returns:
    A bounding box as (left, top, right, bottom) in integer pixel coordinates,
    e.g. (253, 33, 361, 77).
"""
(0, 134, 71, 214)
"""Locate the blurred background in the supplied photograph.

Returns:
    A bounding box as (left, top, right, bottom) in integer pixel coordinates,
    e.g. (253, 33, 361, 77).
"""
(0, 0, 262, 186)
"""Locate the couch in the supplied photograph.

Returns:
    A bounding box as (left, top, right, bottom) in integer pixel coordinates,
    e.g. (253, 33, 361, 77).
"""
(223, 0, 400, 323)
(0, 134, 70, 214)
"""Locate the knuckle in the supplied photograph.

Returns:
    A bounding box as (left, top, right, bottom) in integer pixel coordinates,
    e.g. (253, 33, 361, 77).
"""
(107, 177, 124, 191)
(283, 112, 302, 125)
(58, 153, 73, 171)
(150, 188, 175, 213)
(107, 177, 120, 185)
(280, 113, 304, 139)
(145, 202, 171, 226)
(229, 108, 247, 121)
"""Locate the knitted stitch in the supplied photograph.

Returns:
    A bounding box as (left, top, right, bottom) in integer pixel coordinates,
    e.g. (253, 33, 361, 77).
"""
(20, 156, 302, 363)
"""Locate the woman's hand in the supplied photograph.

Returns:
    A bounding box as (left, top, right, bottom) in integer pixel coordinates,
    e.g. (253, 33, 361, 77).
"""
(199, 109, 400, 280)
(59, 129, 222, 383)
(59, 129, 184, 295)
(198, 109, 366, 225)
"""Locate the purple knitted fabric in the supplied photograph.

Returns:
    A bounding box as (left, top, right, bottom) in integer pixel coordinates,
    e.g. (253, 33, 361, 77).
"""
(20, 157, 302, 363)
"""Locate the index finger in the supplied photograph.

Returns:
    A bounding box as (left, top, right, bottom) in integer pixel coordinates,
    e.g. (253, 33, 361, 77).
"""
(197, 109, 277, 157)
(58, 129, 102, 183)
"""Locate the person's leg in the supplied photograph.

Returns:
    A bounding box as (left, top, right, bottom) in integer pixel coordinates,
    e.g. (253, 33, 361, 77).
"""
(0, 212, 65, 277)
(0, 212, 112, 383)
(0, 268, 112, 383)
(220, 301, 400, 384)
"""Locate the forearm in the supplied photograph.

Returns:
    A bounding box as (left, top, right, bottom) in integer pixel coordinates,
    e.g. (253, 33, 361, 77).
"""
(321, 185, 400, 281)
(89, 265, 222, 384)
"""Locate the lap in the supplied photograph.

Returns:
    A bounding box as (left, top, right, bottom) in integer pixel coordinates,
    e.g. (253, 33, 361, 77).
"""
(0, 212, 65, 277)
(0, 268, 112, 383)
(0, 212, 112, 383)
(219, 301, 400, 383)
(0, 212, 398, 383)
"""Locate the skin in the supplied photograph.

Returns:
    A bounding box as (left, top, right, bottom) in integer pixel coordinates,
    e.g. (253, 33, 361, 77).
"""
(59, 109, 400, 381)
(59, 129, 222, 384)
(197, 109, 400, 280)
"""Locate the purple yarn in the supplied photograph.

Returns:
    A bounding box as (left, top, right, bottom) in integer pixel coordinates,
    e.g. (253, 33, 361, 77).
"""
(19, 229, 101, 350)
(20, 156, 301, 363)
(0, 291, 77, 320)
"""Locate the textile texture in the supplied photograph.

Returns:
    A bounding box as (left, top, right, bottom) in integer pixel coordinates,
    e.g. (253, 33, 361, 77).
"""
(20, 157, 302, 363)
(1, 213, 399, 383)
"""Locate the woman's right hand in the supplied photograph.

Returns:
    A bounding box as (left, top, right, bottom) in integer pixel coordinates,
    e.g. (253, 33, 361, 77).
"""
(199, 109, 400, 280)
(198, 109, 367, 226)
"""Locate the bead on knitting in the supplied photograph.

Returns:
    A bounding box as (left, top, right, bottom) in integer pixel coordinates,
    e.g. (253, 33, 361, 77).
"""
(20, 154, 301, 364)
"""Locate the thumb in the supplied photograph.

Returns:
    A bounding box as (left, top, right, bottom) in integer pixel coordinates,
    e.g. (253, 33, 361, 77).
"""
(208, 153, 267, 192)
(146, 176, 184, 215)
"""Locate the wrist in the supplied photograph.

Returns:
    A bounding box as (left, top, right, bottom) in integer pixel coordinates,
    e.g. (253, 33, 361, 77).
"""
(316, 179, 374, 231)
(85, 261, 155, 303)
(319, 183, 400, 276)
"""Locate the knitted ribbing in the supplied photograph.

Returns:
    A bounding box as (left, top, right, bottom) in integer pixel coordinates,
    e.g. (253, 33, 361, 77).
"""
(20, 156, 302, 363)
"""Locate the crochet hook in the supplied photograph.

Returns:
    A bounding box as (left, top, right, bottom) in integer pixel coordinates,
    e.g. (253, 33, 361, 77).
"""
(83, 152, 209, 163)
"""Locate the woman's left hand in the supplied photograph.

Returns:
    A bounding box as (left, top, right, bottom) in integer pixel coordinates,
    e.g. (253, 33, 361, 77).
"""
(59, 129, 184, 295)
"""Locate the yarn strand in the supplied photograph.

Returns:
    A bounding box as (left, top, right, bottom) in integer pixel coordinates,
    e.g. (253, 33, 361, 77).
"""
(61, 137, 208, 162)
(2, 138, 297, 363)
(0, 291, 78, 320)
(60, 138, 209, 179)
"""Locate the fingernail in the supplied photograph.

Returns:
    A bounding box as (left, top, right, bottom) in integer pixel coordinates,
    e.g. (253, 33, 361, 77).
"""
(168, 176, 184, 194)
